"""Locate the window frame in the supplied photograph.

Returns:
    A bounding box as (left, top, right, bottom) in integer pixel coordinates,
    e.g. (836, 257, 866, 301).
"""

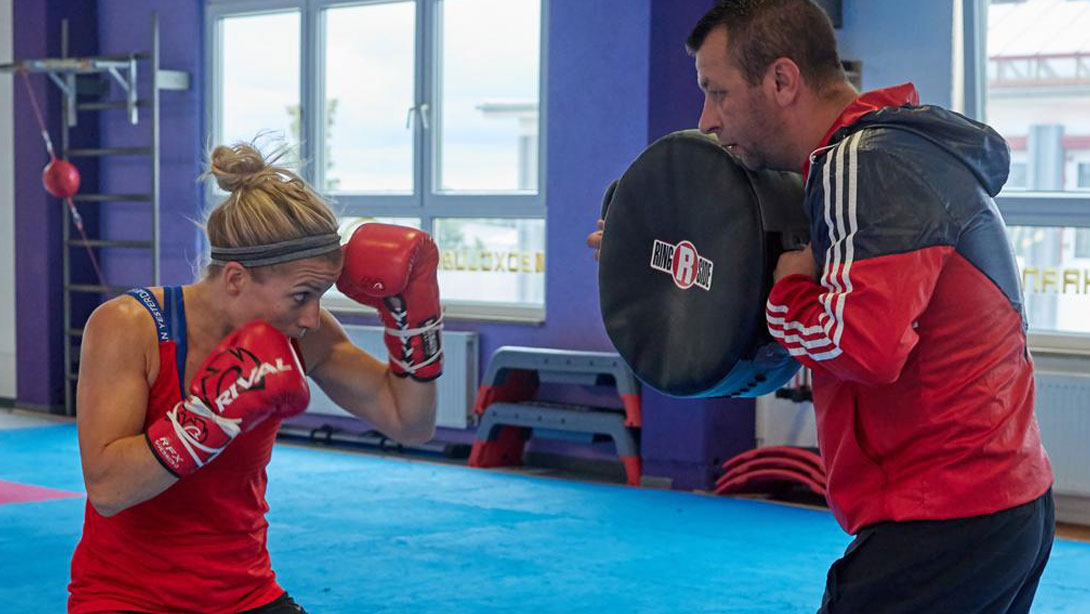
(963, 0, 1090, 228)
(963, 0, 1090, 352)
(205, 0, 305, 168)
(206, 0, 549, 322)
(310, 0, 421, 206)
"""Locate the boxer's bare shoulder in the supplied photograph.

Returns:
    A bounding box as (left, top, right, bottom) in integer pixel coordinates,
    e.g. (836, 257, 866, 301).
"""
(83, 291, 161, 388)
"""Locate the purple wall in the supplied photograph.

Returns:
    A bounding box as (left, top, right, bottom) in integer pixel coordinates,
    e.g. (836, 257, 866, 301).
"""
(14, 0, 754, 489)
(638, 0, 756, 489)
(446, 0, 754, 489)
(13, 0, 99, 412)
(96, 0, 204, 289)
(648, 0, 714, 143)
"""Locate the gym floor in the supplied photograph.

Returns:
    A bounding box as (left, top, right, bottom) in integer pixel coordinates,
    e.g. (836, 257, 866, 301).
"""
(2, 409, 1088, 613)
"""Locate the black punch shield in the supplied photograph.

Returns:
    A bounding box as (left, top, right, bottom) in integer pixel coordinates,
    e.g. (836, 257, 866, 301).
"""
(598, 131, 806, 398)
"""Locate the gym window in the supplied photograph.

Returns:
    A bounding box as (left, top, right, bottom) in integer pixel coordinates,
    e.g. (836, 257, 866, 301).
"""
(206, 0, 547, 322)
(962, 0, 1090, 349)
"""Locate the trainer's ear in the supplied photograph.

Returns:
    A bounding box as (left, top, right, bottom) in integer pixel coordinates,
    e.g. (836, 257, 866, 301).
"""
(767, 57, 802, 107)
(221, 261, 249, 297)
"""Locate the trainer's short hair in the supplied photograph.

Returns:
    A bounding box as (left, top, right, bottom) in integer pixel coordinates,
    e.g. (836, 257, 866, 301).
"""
(687, 0, 845, 92)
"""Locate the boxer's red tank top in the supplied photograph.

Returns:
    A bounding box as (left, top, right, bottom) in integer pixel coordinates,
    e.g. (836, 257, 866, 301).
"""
(69, 286, 290, 613)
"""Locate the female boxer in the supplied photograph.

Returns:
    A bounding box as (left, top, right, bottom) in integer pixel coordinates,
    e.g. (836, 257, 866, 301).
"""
(68, 142, 443, 614)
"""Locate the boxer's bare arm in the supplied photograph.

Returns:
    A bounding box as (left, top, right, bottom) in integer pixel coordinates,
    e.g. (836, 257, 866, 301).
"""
(76, 299, 178, 517)
(301, 309, 436, 444)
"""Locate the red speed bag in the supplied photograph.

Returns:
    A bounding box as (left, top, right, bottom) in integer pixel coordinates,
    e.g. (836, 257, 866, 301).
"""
(42, 158, 81, 198)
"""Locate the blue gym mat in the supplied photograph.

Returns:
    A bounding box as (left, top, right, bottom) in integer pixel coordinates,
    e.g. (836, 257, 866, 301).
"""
(1, 424, 1087, 613)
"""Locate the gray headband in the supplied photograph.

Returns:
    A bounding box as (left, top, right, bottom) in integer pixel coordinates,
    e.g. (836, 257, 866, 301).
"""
(209, 233, 342, 267)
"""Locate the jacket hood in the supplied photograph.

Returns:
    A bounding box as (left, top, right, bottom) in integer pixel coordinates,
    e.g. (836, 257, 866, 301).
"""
(844, 104, 1011, 197)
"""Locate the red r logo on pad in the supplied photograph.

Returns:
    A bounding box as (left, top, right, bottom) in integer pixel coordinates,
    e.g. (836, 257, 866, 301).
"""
(650, 239, 714, 291)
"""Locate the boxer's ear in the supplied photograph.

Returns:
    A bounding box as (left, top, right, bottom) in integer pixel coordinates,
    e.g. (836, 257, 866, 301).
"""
(221, 261, 249, 297)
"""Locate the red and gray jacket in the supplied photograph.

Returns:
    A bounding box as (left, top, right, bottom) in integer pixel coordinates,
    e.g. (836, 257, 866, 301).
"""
(766, 84, 1053, 534)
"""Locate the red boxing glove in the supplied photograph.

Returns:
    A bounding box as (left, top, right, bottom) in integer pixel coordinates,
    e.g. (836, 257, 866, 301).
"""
(336, 223, 443, 382)
(146, 321, 310, 477)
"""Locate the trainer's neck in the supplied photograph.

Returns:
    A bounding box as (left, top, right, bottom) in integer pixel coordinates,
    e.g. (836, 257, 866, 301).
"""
(796, 83, 859, 168)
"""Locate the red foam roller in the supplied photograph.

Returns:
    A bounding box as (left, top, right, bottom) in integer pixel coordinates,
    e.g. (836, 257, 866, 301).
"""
(720, 446, 825, 476)
(714, 468, 827, 498)
(716, 456, 826, 489)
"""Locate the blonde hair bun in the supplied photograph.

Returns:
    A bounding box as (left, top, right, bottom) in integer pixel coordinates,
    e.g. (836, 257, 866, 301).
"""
(208, 143, 269, 193)
(201, 137, 340, 275)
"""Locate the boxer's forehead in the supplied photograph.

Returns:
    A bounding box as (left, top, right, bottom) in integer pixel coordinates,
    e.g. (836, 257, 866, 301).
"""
(277, 256, 341, 288)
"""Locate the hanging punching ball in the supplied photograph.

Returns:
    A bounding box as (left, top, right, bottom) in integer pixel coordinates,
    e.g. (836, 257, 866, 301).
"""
(42, 158, 81, 198)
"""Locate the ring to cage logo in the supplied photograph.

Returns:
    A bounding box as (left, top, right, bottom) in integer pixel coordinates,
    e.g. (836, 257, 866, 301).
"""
(651, 239, 713, 291)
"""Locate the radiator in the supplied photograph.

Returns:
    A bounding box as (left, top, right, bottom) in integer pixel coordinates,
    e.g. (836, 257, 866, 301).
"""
(755, 395, 817, 449)
(1034, 371, 1090, 498)
(305, 325, 478, 429)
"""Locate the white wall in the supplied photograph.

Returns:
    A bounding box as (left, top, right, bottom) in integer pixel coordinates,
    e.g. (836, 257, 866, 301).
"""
(0, 0, 16, 400)
(837, 0, 955, 107)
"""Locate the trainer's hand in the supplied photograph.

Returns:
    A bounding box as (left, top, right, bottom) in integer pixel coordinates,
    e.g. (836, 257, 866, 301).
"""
(773, 244, 816, 283)
(587, 219, 604, 260)
(146, 321, 309, 477)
